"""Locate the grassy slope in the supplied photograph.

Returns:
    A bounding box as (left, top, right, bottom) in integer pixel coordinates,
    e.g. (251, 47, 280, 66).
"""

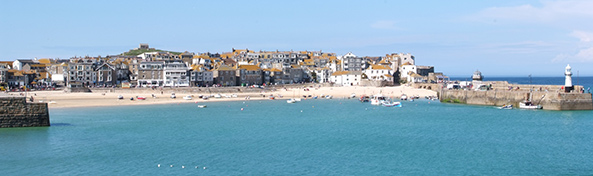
(121, 49, 182, 56)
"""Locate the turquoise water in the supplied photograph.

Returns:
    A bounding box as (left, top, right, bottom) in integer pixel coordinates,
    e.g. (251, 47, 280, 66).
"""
(2, 99, 593, 175)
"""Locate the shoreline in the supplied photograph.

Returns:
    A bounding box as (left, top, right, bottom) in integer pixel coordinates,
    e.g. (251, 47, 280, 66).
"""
(2, 85, 437, 109)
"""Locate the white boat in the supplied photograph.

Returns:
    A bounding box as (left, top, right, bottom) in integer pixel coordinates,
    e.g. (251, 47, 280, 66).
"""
(371, 94, 388, 106)
(287, 99, 296, 103)
(325, 95, 332, 99)
(183, 95, 192, 100)
(294, 98, 302, 102)
(497, 104, 513, 109)
(519, 101, 542, 109)
(214, 94, 222, 98)
(350, 93, 356, 98)
(170, 93, 176, 99)
(400, 94, 408, 100)
(198, 105, 207, 108)
(118, 95, 124, 100)
(382, 101, 402, 107)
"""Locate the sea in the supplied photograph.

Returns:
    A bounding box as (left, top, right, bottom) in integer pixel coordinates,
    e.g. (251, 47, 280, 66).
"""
(1, 77, 593, 175)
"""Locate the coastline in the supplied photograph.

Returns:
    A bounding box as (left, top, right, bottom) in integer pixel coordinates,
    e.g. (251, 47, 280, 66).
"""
(3, 85, 437, 109)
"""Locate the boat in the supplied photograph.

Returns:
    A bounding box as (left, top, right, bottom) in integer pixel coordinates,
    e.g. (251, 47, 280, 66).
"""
(400, 94, 408, 100)
(519, 101, 542, 109)
(497, 104, 513, 109)
(359, 95, 370, 102)
(382, 101, 402, 107)
(350, 93, 356, 98)
(214, 94, 222, 98)
(170, 93, 176, 99)
(294, 98, 302, 102)
(118, 95, 124, 100)
(198, 105, 207, 108)
(325, 95, 332, 99)
(287, 99, 296, 103)
(137, 96, 147, 100)
(183, 95, 192, 100)
(370, 94, 388, 105)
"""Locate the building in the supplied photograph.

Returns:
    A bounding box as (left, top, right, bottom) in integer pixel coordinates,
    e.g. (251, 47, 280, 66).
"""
(137, 61, 164, 87)
(95, 62, 117, 87)
(364, 64, 392, 81)
(237, 65, 263, 86)
(213, 65, 237, 86)
(163, 60, 189, 87)
(330, 71, 362, 86)
(189, 65, 213, 87)
(339, 52, 363, 71)
(66, 62, 96, 86)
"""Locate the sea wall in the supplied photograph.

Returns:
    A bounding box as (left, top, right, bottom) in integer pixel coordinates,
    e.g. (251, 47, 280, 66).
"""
(0, 97, 50, 128)
(440, 89, 593, 110)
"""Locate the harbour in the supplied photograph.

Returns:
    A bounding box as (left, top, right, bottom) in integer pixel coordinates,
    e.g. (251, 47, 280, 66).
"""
(2, 96, 593, 175)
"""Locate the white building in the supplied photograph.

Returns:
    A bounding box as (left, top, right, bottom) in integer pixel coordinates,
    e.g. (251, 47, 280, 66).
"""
(364, 64, 392, 81)
(163, 61, 189, 87)
(330, 71, 362, 86)
(400, 63, 417, 83)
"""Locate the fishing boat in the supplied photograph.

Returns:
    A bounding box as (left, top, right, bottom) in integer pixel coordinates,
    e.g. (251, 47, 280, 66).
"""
(287, 98, 296, 103)
(382, 101, 402, 107)
(370, 94, 388, 105)
(519, 101, 542, 109)
(183, 95, 192, 100)
(197, 105, 207, 108)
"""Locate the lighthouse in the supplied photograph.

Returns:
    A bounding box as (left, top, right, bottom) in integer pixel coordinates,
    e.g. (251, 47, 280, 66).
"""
(564, 64, 573, 93)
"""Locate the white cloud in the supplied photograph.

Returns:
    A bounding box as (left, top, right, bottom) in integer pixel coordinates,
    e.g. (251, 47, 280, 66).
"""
(370, 20, 400, 30)
(553, 30, 593, 62)
(572, 30, 593, 42)
(474, 0, 593, 23)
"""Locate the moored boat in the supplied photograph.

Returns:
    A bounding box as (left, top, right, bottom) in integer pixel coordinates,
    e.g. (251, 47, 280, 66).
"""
(287, 99, 296, 103)
(519, 101, 542, 109)
(497, 104, 513, 109)
(183, 95, 192, 100)
(197, 105, 207, 108)
(382, 101, 402, 107)
(371, 94, 388, 105)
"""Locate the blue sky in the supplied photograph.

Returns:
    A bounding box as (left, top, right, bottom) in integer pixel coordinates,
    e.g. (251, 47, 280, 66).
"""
(1, 0, 592, 77)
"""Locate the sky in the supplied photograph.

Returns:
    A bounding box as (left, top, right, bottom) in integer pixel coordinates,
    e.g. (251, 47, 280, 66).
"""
(1, 0, 592, 77)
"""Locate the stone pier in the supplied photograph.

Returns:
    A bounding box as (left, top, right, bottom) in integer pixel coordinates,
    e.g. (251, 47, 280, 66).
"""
(0, 95, 50, 128)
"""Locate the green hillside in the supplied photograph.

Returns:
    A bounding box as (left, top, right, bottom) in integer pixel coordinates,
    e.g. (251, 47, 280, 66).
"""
(121, 48, 182, 56)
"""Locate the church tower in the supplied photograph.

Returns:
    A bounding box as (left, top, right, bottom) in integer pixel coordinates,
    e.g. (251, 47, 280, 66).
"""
(564, 64, 573, 93)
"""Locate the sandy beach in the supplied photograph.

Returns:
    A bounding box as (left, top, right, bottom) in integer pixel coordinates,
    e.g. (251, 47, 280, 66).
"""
(3, 85, 437, 109)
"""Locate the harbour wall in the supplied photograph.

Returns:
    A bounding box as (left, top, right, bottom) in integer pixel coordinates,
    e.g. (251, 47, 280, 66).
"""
(0, 96, 50, 128)
(439, 89, 593, 110)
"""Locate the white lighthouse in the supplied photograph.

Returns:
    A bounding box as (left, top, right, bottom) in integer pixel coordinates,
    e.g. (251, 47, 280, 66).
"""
(564, 64, 573, 92)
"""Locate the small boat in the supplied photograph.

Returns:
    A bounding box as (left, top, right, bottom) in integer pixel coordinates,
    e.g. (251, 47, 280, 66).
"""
(214, 94, 222, 98)
(183, 95, 192, 100)
(137, 96, 146, 100)
(294, 98, 302, 102)
(359, 95, 370, 102)
(170, 93, 176, 99)
(118, 95, 124, 100)
(400, 94, 408, 100)
(325, 95, 332, 99)
(520, 101, 542, 109)
(198, 105, 207, 108)
(497, 104, 513, 109)
(371, 94, 388, 105)
(382, 101, 402, 107)
(287, 99, 296, 103)
(350, 93, 356, 98)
